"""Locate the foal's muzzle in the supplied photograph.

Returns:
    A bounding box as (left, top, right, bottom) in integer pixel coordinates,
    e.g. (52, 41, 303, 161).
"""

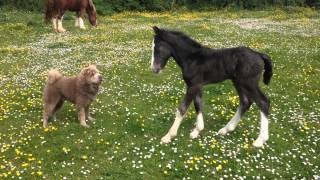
(152, 68, 161, 74)
(152, 63, 161, 74)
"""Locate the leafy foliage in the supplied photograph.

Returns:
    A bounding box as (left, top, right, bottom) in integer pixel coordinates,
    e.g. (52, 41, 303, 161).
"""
(0, 0, 45, 11)
(0, 0, 319, 13)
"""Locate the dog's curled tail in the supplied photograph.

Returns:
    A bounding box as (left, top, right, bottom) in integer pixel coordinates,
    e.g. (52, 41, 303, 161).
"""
(259, 53, 273, 85)
(47, 69, 62, 84)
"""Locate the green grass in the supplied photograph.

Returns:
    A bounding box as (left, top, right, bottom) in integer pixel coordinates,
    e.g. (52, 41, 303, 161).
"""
(0, 8, 320, 179)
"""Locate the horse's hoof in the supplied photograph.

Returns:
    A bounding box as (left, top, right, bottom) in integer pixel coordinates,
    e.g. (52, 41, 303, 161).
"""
(190, 129, 199, 139)
(57, 28, 66, 33)
(252, 139, 266, 148)
(80, 123, 90, 128)
(217, 127, 228, 135)
(160, 135, 171, 144)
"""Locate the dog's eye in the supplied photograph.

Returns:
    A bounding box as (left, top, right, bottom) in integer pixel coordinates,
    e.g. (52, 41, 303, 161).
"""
(87, 71, 94, 76)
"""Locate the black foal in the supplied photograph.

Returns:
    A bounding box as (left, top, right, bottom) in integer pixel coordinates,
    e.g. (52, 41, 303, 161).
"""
(151, 26, 273, 147)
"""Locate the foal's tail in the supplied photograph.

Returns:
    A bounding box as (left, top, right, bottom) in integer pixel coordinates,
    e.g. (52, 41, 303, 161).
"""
(259, 53, 273, 85)
(45, 0, 55, 23)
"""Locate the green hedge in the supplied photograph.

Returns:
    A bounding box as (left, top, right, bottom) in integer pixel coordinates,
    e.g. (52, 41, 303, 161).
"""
(0, 0, 45, 11)
(0, 0, 319, 13)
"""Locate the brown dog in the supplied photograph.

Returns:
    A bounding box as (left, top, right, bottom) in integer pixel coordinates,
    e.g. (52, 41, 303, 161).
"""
(42, 65, 102, 128)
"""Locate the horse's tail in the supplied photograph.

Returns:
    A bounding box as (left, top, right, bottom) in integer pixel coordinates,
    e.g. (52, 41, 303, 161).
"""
(45, 0, 55, 23)
(47, 69, 62, 84)
(259, 53, 273, 85)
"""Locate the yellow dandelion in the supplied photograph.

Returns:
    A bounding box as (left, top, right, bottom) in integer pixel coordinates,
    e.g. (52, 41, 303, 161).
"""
(21, 163, 29, 167)
(37, 171, 43, 176)
(216, 164, 222, 171)
(81, 155, 88, 160)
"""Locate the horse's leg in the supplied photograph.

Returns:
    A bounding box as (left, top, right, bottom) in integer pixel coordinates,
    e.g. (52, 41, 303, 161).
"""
(190, 90, 204, 139)
(161, 86, 199, 144)
(57, 10, 66, 32)
(218, 84, 253, 135)
(251, 87, 270, 148)
(51, 17, 58, 32)
(75, 12, 80, 27)
(78, 9, 86, 29)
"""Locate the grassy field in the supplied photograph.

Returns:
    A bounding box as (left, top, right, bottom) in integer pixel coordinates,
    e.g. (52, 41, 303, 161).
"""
(0, 8, 320, 179)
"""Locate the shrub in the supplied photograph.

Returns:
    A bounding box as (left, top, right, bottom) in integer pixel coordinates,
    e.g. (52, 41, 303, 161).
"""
(0, 0, 318, 13)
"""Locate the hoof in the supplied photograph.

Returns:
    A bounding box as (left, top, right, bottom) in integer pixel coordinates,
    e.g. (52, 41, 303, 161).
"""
(57, 28, 66, 33)
(80, 123, 90, 128)
(190, 129, 200, 139)
(252, 138, 267, 148)
(160, 135, 172, 144)
(217, 127, 228, 135)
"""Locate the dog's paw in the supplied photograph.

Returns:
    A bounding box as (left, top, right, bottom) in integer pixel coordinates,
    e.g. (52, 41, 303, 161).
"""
(88, 116, 95, 121)
(43, 120, 48, 128)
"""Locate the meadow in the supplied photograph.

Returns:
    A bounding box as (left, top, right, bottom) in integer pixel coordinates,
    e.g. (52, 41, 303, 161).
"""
(0, 8, 319, 179)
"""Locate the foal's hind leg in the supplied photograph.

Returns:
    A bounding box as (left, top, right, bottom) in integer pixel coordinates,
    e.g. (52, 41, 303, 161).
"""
(218, 87, 253, 135)
(252, 87, 270, 148)
(161, 86, 199, 144)
(190, 91, 204, 139)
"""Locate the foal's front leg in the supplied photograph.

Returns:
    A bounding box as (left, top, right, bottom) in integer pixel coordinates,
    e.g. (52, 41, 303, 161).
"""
(190, 91, 204, 139)
(161, 86, 198, 144)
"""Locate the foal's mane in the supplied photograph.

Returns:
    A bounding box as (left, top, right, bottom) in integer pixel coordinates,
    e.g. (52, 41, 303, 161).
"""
(159, 29, 203, 49)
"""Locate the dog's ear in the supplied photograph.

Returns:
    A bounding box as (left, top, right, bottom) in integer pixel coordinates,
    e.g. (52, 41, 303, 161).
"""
(83, 65, 98, 77)
(81, 67, 91, 76)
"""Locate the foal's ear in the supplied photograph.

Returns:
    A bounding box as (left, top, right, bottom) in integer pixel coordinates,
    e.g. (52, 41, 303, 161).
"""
(152, 26, 161, 35)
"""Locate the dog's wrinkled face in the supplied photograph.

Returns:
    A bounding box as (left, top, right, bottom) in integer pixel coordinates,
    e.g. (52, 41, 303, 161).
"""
(81, 65, 103, 84)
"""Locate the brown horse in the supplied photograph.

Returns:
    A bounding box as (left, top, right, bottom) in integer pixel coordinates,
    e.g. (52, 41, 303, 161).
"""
(45, 0, 97, 32)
